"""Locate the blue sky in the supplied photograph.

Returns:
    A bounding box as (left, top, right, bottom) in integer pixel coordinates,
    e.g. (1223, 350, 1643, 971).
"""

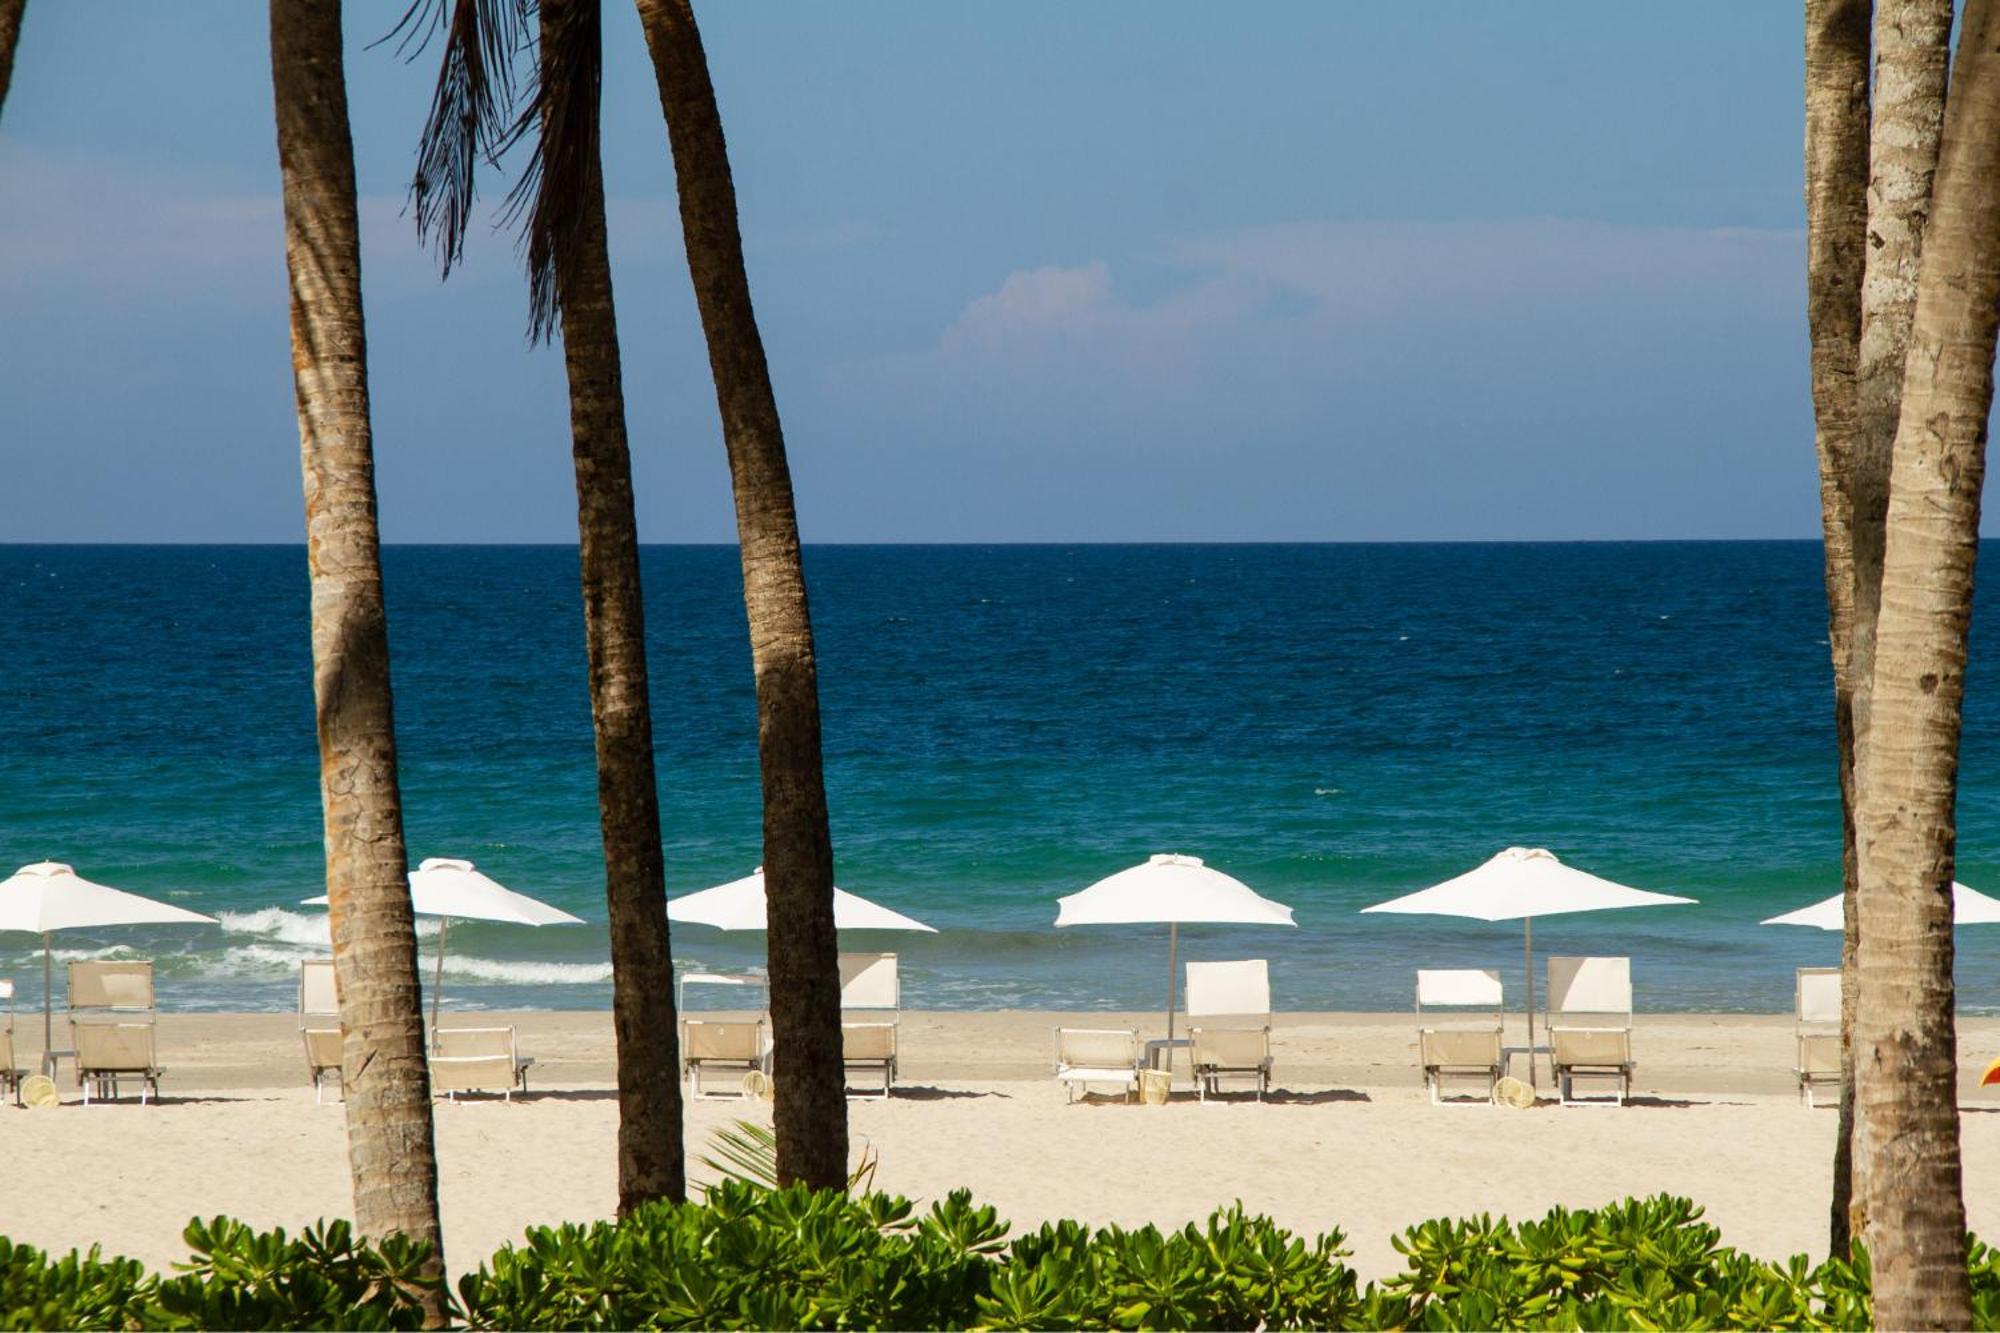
(0, 3, 1851, 542)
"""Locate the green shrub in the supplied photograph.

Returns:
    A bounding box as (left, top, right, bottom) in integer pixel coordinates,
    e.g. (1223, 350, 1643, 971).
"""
(1378, 1194, 1841, 1330)
(0, 1237, 151, 1331)
(17, 1187, 2000, 1329)
(146, 1216, 444, 1330)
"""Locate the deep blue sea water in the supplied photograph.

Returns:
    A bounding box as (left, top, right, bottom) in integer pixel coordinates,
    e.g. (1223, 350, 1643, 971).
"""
(4, 542, 1999, 1015)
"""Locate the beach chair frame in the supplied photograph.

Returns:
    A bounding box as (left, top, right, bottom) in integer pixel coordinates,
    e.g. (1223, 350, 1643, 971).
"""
(1414, 968, 1506, 1106)
(299, 959, 343, 1105)
(1055, 1027, 1141, 1103)
(68, 961, 164, 1105)
(681, 1018, 770, 1099)
(1184, 959, 1274, 1102)
(1545, 956, 1635, 1107)
(431, 1026, 533, 1102)
(1794, 966, 1842, 1109)
(839, 952, 901, 1099)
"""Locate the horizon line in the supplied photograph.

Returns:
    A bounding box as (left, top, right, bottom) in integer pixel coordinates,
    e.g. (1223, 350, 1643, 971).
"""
(0, 536, 1847, 549)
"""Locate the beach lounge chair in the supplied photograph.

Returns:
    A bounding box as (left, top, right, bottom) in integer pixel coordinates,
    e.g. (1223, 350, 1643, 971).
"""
(1055, 1027, 1140, 1102)
(1186, 959, 1273, 1101)
(1794, 966, 1842, 1109)
(1415, 968, 1506, 1105)
(682, 1018, 769, 1099)
(299, 959, 343, 1104)
(839, 952, 901, 1099)
(69, 960, 163, 1105)
(1545, 955, 1635, 1107)
(431, 1026, 533, 1101)
(0, 980, 21, 1106)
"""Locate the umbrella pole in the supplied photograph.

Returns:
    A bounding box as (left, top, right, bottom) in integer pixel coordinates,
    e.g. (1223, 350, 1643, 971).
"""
(1524, 917, 1537, 1090)
(1166, 921, 1179, 1043)
(42, 932, 52, 1075)
(430, 916, 449, 1050)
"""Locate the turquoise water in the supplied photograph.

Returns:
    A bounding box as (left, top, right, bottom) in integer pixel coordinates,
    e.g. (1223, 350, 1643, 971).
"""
(4, 542, 1998, 1015)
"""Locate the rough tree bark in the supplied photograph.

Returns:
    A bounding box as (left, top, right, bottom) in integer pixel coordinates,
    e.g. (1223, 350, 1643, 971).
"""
(632, 0, 849, 1189)
(268, 0, 446, 1299)
(1801, 0, 1870, 1259)
(1846, 0, 1955, 1252)
(1852, 1, 2000, 1325)
(543, 0, 687, 1211)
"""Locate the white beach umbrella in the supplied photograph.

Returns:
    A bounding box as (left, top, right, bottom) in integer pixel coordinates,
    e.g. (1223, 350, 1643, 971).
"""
(0, 861, 217, 1058)
(667, 867, 937, 933)
(1054, 853, 1297, 1040)
(305, 857, 584, 1031)
(1761, 881, 2000, 930)
(1361, 847, 1695, 1083)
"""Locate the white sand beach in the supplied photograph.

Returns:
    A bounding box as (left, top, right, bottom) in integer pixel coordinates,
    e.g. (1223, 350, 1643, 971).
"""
(4, 1010, 2000, 1281)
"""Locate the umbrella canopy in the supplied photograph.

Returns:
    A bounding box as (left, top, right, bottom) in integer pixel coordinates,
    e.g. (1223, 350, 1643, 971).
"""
(1362, 847, 1694, 1089)
(304, 857, 583, 1033)
(1056, 853, 1297, 928)
(1361, 846, 1696, 922)
(667, 867, 937, 933)
(1055, 854, 1296, 1040)
(1762, 881, 2000, 930)
(0, 861, 217, 1061)
(0, 861, 217, 934)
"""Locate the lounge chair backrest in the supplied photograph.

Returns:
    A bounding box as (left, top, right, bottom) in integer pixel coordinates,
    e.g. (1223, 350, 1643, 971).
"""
(683, 1020, 764, 1062)
(304, 1027, 343, 1067)
(1185, 960, 1270, 1019)
(431, 1026, 520, 1095)
(1190, 1026, 1268, 1066)
(1421, 1027, 1503, 1067)
(1798, 1032, 1841, 1076)
(1416, 968, 1503, 1009)
(842, 1022, 897, 1061)
(1058, 1027, 1137, 1068)
(69, 960, 154, 1011)
(838, 953, 899, 1011)
(1796, 967, 1840, 1026)
(1546, 956, 1631, 1019)
(300, 960, 339, 1017)
(73, 1020, 156, 1072)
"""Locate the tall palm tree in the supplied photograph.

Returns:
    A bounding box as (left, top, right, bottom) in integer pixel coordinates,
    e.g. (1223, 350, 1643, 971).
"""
(404, 0, 687, 1211)
(1801, 0, 1870, 1258)
(1852, 4, 2000, 1322)
(268, 0, 447, 1294)
(0, 0, 26, 117)
(1845, 0, 1954, 1252)
(632, 0, 848, 1189)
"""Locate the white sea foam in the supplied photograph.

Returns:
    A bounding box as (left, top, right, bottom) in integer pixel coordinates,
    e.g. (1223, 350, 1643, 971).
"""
(216, 908, 331, 946)
(213, 943, 327, 978)
(218, 907, 440, 942)
(437, 955, 612, 985)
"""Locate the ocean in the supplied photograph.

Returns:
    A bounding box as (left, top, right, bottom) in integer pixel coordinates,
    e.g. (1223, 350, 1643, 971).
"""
(4, 542, 1997, 1016)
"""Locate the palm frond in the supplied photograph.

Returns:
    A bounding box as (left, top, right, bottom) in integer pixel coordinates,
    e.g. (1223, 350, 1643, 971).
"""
(396, 0, 533, 278)
(503, 0, 603, 342)
(700, 1118, 885, 1196)
(700, 1119, 781, 1192)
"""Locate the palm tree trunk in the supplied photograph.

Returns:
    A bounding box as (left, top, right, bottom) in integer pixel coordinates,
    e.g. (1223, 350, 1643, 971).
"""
(632, 0, 849, 1190)
(1802, 0, 1869, 1259)
(1846, 0, 1955, 1253)
(1849, 0, 1953, 727)
(0, 0, 26, 119)
(268, 0, 447, 1292)
(1851, 2, 2000, 1323)
(544, 0, 686, 1212)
